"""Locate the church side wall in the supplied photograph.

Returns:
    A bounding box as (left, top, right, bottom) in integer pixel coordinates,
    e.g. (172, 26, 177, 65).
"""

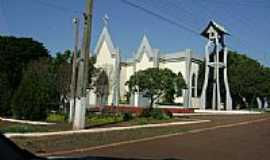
(159, 60, 186, 103)
(119, 64, 133, 101)
(190, 62, 200, 108)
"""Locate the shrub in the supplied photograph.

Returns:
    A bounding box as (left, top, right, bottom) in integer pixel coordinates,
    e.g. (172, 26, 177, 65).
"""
(139, 108, 152, 118)
(150, 108, 170, 120)
(101, 106, 119, 116)
(87, 115, 123, 126)
(162, 109, 173, 118)
(140, 108, 172, 120)
(123, 112, 133, 121)
(136, 117, 148, 125)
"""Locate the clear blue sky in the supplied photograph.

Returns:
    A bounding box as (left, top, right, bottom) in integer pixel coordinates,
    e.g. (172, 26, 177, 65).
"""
(0, 0, 269, 66)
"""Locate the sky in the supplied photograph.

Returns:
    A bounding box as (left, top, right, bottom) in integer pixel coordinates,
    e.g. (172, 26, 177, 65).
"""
(0, 0, 270, 66)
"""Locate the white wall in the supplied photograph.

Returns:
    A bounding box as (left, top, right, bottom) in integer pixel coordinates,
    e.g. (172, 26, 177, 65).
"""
(135, 52, 154, 71)
(95, 41, 115, 67)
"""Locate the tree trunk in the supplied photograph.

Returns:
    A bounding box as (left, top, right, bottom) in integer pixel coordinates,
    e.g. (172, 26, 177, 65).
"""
(149, 97, 154, 110)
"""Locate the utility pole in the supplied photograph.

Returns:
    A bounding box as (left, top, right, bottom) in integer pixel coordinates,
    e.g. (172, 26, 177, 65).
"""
(69, 17, 79, 123)
(73, 0, 93, 130)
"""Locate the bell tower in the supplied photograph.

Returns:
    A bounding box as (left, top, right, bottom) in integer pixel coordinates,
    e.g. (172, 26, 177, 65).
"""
(200, 21, 232, 110)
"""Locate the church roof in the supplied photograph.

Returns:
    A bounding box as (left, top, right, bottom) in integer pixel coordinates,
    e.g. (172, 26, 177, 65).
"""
(134, 34, 156, 60)
(94, 24, 116, 55)
(201, 20, 230, 38)
(94, 18, 202, 64)
(160, 49, 202, 61)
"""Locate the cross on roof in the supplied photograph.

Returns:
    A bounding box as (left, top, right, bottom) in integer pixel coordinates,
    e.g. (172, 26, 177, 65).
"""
(103, 14, 110, 26)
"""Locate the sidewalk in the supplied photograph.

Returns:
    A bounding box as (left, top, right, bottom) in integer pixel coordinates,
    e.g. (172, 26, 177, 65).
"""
(0, 117, 55, 125)
(174, 109, 262, 116)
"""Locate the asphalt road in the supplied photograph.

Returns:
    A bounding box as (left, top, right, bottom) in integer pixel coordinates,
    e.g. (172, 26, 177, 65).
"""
(77, 118, 270, 160)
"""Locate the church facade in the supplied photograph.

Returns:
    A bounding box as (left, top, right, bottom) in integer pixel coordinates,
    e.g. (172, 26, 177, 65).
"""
(88, 22, 202, 108)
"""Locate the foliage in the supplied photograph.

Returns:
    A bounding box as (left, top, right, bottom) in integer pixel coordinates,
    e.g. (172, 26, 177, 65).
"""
(86, 114, 123, 126)
(140, 108, 172, 120)
(197, 51, 270, 108)
(126, 68, 186, 108)
(0, 124, 47, 133)
(0, 36, 49, 116)
(228, 51, 270, 108)
(53, 51, 72, 97)
(123, 112, 133, 121)
(47, 113, 66, 122)
(11, 58, 57, 120)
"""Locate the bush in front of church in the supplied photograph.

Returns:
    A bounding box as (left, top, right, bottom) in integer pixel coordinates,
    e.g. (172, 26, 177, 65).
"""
(140, 108, 172, 120)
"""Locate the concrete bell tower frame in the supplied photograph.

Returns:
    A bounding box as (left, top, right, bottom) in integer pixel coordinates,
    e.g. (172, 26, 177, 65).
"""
(200, 21, 232, 110)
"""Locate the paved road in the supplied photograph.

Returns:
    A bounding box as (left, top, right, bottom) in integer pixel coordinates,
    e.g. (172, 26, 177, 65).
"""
(77, 118, 270, 160)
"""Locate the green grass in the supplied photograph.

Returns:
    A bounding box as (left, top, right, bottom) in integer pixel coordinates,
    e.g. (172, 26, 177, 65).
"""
(0, 120, 72, 133)
(46, 113, 66, 123)
(0, 124, 48, 133)
(86, 115, 124, 127)
(12, 125, 191, 154)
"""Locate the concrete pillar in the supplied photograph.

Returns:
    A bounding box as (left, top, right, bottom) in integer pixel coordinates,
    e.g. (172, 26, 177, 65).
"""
(134, 92, 139, 107)
(184, 49, 192, 108)
(212, 83, 217, 110)
(215, 38, 221, 110)
(264, 97, 268, 109)
(200, 41, 211, 110)
(257, 97, 262, 109)
(194, 74, 198, 97)
(73, 97, 86, 130)
(223, 47, 232, 110)
(69, 99, 75, 123)
(112, 49, 121, 106)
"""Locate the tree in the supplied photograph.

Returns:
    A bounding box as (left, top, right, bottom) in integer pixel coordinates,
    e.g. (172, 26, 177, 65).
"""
(227, 51, 270, 108)
(11, 58, 57, 120)
(197, 50, 270, 108)
(52, 50, 72, 112)
(126, 68, 186, 108)
(0, 36, 49, 116)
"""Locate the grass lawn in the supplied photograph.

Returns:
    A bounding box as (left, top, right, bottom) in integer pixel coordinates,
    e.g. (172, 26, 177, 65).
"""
(0, 120, 72, 133)
(11, 125, 192, 154)
(0, 115, 190, 133)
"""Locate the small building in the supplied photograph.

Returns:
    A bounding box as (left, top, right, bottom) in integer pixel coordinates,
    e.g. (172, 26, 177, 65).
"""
(88, 20, 202, 108)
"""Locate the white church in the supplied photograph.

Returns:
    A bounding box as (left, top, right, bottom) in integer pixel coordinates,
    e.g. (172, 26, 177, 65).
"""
(88, 20, 202, 108)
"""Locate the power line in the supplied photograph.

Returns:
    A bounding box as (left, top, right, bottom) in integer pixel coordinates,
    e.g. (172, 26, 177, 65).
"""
(26, 0, 83, 14)
(198, 0, 270, 9)
(121, 0, 270, 66)
(121, 0, 201, 36)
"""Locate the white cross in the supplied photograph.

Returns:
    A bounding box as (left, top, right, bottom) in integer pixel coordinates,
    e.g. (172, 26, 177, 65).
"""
(103, 14, 109, 26)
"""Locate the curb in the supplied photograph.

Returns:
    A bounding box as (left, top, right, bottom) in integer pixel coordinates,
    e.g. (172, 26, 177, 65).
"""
(0, 117, 55, 125)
